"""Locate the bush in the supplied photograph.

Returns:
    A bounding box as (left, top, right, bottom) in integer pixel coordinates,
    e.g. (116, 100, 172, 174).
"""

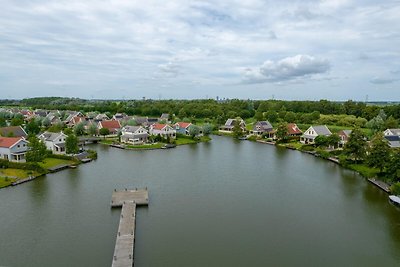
(0, 159, 46, 174)
(87, 149, 98, 160)
(300, 145, 315, 151)
(390, 182, 400, 195)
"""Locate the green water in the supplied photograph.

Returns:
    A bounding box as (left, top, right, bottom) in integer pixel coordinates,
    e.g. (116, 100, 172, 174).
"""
(1, 136, 400, 266)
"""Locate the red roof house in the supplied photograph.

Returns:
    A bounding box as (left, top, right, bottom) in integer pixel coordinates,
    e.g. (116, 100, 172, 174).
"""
(98, 120, 121, 134)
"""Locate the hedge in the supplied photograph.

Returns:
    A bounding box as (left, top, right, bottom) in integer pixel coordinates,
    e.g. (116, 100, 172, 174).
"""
(0, 159, 46, 173)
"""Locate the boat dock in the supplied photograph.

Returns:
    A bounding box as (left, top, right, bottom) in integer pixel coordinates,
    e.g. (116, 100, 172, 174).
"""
(111, 188, 149, 267)
(368, 178, 390, 193)
(47, 164, 72, 173)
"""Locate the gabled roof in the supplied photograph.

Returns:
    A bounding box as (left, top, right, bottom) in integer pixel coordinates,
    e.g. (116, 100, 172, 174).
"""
(287, 123, 302, 135)
(386, 129, 400, 136)
(99, 120, 121, 129)
(253, 121, 273, 131)
(151, 123, 171, 130)
(175, 122, 192, 129)
(0, 137, 26, 148)
(0, 126, 27, 138)
(122, 126, 143, 133)
(385, 135, 400, 148)
(311, 125, 332, 135)
(160, 113, 169, 119)
(339, 130, 352, 137)
(39, 131, 67, 142)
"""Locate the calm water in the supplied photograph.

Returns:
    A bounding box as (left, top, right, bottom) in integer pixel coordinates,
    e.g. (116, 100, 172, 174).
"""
(1, 136, 400, 267)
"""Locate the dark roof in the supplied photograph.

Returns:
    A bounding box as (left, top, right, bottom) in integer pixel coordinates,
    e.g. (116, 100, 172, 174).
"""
(385, 135, 400, 141)
(253, 121, 273, 132)
(0, 126, 27, 138)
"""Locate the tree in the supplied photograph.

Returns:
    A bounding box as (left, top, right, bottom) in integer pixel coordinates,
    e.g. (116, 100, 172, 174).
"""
(265, 111, 278, 123)
(26, 135, 47, 162)
(385, 116, 398, 129)
(0, 118, 6, 127)
(99, 128, 110, 139)
(74, 122, 85, 136)
(232, 119, 244, 139)
(41, 118, 51, 128)
(202, 124, 213, 136)
(367, 132, 390, 173)
(386, 150, 400, 182)
(314, 135, 329, 147)
(66, 134, 79, 154)
(275, 123, 288, 141)
(188, 125, 200, 138)
(327, 134, 341, 148)
(254, 111, 264, 121)
(88, 123, 98, 136)
(10, 117, 24, 126)
(344, 127, 367, 161)
(25, 120, 41, 135)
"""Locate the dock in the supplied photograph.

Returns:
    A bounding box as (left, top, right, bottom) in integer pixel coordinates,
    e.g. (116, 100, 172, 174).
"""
(47, 164, 72, 173)
(111, 188, 149, 267)
(368, 178, 391, 193)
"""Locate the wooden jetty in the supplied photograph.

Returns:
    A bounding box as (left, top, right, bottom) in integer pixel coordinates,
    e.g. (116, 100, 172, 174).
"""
(47, 164, 72, 173)
(111, 188, 149, 267)
(368, 178, 390, 193)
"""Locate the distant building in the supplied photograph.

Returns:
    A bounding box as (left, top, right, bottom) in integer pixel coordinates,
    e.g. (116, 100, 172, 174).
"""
(219, 119, 246, 132)
(338, 130, 352, 147)
(0, 126, 28, 138)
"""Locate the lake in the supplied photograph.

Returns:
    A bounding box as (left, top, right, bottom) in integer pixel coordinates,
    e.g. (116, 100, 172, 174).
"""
(1, 136, 400, 266)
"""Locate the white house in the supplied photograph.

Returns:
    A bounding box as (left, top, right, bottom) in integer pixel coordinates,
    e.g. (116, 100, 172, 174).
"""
(300, 125, 332, 144)
(149, 123, 176, 139)
(0, 137, 29, 162)
(384, 129, 400, 136)
(38, 132, 68, 154)
(120, 126, 149, 145)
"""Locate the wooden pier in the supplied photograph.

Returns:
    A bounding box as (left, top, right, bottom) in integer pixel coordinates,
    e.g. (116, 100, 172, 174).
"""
(111, 189, 149, 267)
(368, 178, 391, 193)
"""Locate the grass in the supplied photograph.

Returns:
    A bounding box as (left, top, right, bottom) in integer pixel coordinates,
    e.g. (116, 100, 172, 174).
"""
(347, 164, 380, 178)
(0, 177, 16, 188)
(39, 158, 75, 169)
(175, 136, 211, 145)
(126, 143, 164, 149)
(0, 168, 39, 179)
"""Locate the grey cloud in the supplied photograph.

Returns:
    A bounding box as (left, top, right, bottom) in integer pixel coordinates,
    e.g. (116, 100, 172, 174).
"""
(243, 55, 330, 83)
(370, 77, 398, 84)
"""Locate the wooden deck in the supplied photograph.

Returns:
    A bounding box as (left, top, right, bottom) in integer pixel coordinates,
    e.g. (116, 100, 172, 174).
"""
(111, 189, 149, 267)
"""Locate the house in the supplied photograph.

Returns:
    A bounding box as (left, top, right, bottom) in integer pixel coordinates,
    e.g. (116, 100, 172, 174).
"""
(94, 113, 110, 122)
(112, 113, 128, 121)
(338, 130, 352, 147)
(45, 113, 62, 126)
(174, 122, 192, 135)
(300, 125, 332, 144)
(65, 112, 86, 127)
(98, 120, 121, 135)
(159, 113, 170, 122)
(287, 123, 303, 137)
(384, 129, 400, 136)
(0, 126, 28, 138)
(252, 121, 273, 137)
(0, 137, 29, 162)
(384, 135, 400, 148)
(38, 132, 68, 154)
(219, 119, 246, 132)
(120, 126, 149, 145)
(134, 117, 149, 127)
(149, 123, 176, 139)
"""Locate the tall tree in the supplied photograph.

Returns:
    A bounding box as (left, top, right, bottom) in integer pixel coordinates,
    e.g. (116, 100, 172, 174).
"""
(74, 122, 86, 136)
(25, 120, 40, 135)
(275, 123, 288, 141)
(99, 128, 110, 139)
(386, 150, 400, 182)
(202, 124, 213, 136)
(367, 132, 390, 173)
(65, 134, 79, 154)
(344, 127, 367, 161)
(26, 135, 47, 162)
(88, 123, 98, 136)
(188, 125, 200, 138)
(327, 134, 341, 148)
(232, 119, 244, 139)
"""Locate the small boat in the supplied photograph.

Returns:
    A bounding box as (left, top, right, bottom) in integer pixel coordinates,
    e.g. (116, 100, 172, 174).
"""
(69, 165, 77, 169)
(389, 195, 400, 206)
(238, 136, 248, 140)
(162, 144, 177, 149)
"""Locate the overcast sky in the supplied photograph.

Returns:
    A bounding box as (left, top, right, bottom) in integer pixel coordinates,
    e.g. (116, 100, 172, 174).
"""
(1, 0, 399, 100)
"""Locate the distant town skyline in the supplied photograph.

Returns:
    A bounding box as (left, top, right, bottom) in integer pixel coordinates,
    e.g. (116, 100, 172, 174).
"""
(1, 0, 399, 100)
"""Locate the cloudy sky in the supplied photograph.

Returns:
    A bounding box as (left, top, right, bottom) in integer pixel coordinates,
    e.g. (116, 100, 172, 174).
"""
(0, 0, 399, 100)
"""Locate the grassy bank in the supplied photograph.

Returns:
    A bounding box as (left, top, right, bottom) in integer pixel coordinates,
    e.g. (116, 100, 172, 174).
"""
(38, 158, 76, 169)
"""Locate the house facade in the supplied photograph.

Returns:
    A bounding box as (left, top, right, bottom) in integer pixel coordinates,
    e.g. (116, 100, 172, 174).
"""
(98, 120, 121, 135)
(384, 129, 400, 136)
(174, 122, 192, 135)
(300, 125, 332, 144)
(287, 123, 303, 137)
(219, 119, 246, 132)
(38, 132, 68, 154)
(0, 137, 29, 162)
(338, 130, 352, 147)
(149, 124, 176, 139)
(252, 121, 273, 137)
(120, 126, 149, 145)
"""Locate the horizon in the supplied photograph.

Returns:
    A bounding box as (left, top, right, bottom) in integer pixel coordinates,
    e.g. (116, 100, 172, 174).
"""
(1, 1, 399, 100)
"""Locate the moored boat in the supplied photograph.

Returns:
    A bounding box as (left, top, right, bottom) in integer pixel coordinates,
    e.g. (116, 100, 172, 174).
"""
(389, 195, 400, 206)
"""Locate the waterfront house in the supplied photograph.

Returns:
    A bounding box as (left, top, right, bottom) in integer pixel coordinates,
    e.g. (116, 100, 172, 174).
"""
(219, 119, 246, 133)
(98, 120, 121, 135)
(38, 131, 68, 154)
(149, 123, 176, 139)
(0, 126, 28, 138)
(287, 123, 303, 137)
(174, 122, 192, 135)
(121, 126, 149, 145)
(252, 121, 273, 137)
(159, 113, 170, 123)
(384, 129, 400, 137)
(384, 135, 400, 148)
(338, 130, 352, 147)
(300, 125, 332, 144)
(0, 137, 29, 162)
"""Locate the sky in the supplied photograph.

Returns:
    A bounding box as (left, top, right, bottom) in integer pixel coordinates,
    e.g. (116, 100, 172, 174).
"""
(0, 0, 399, 100)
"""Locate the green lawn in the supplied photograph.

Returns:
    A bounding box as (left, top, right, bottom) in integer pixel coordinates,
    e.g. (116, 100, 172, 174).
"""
(175, 136, 211, 145)
(348, 164, 380, 178)
(0, 177, 16, 188)
(0, 168, 39, 179)
(126, 143, 164, 149)
(39, 158, 75, 169)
